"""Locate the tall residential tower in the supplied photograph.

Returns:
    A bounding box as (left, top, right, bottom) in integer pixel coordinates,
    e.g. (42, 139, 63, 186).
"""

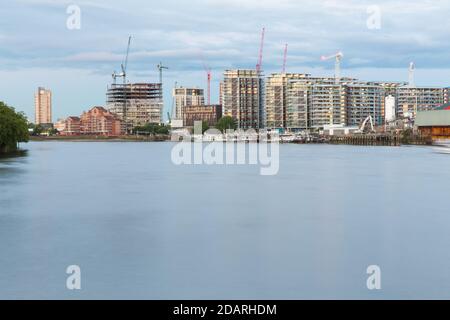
(34, 87, 52, 125)
(172, 87, 205, 121)
(222, 69, 263, 130)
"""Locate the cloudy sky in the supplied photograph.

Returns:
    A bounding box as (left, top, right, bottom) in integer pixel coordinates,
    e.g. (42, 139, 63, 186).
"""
(1, 0, 449, 121)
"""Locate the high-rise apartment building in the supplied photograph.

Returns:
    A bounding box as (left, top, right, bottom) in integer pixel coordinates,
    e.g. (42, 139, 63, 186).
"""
(172, 87, 205, 121)
(396, 86, 444, 118)
(309, 81, 347, 128)
(267, 74, 444, 131)
(222, 69, 263, 130)
(34, 87, 52, 124)
(444, 88, 450, 104)
(345, 82, 385, 126)
(265, 73, 310, 129)
(286, 81, 309, 130)
(285, 77, 350, 130)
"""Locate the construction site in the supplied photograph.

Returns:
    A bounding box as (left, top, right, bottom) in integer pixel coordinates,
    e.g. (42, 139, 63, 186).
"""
(106, 36, 166, 133)
(106, 83, 163, 131)
(97, 28, 447, 146)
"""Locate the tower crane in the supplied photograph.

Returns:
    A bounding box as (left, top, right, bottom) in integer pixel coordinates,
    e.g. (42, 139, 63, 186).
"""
(201, 60, 212, 105)
(112, 36, 132, 85)
(256, 27, 265, 74)
(156, 62, 169, 128)
(408, 62, 415, 87)
(157, 62, 168, 85)
(170, 81, 178, 122)
(321, 51, 344, 84)
(112, 36, 132, 133)
(282, 43, 288, 74)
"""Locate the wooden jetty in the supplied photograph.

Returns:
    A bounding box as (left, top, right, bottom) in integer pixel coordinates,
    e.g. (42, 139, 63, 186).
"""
(328, 134, 400, 146)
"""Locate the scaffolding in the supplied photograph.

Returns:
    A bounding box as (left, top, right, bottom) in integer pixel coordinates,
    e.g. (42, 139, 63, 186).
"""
(107, 83, 163, 131)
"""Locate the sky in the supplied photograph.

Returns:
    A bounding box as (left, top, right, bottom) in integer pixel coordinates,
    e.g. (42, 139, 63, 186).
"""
(0, 0, 449, 121)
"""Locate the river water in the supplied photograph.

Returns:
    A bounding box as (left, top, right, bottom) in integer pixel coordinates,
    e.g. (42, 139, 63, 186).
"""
(0, 141, 449, 299)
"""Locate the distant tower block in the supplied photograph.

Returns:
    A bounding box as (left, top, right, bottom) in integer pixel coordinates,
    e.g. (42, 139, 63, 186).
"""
(34, 87, 52, 125)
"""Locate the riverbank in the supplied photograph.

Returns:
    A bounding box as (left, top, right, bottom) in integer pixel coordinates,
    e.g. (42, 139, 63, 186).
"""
(29, 133, 434, 147)
(30, 134, 170, 142)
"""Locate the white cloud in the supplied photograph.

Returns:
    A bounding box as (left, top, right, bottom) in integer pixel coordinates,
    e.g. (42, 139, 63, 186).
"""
(1, 0, 449, 118)
(63, 52, 123, 62)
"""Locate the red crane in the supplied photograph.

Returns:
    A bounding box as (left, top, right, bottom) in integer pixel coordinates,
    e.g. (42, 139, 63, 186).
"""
(201, 59, 212, 105)
(282, 43, 288, 73)
(256, 27, 265, 73)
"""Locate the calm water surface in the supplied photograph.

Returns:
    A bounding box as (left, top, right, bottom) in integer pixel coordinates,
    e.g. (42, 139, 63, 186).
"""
(0, 141, 449, 299)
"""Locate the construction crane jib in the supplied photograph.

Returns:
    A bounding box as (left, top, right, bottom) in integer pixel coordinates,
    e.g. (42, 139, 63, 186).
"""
(321, 51, 344, 84)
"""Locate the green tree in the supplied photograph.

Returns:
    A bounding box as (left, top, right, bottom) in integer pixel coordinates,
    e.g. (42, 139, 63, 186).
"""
(0, 101, 29, 153)
(49, 128, 59, 136)
(155, 124, 170, 135)
(201, 121, 209, 134)
(33, 124, 44, 136)
(400, 128, 414, 145)
(215, 116, 237, 133)
(133, 123, 170, 135)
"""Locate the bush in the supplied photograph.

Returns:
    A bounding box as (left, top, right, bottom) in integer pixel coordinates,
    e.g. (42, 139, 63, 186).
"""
(400, 128, 414, 145)
(215, 116, 237, 133)
(133, 123, 170, 135)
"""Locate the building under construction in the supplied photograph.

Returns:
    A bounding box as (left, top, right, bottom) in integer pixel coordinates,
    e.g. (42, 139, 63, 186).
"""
(265, 73, 310, 129)
(222, 69, 264, 130)
(265, 73, 442, 131)
(345, 82, 385, 127)
(396, 86, 444, 118)
(274, 75, 355, 130)
(106, 83, 163, 131)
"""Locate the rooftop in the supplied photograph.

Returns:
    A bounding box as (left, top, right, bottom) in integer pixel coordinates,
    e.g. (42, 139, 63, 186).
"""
(415, 109, 450, 127)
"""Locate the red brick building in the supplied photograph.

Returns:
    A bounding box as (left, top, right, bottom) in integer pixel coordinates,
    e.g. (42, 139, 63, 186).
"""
(65, 116, 81, 135)
(182, 104, 222, 127)
(59, 107, 123, 136)
(80, 106, 122, 136)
